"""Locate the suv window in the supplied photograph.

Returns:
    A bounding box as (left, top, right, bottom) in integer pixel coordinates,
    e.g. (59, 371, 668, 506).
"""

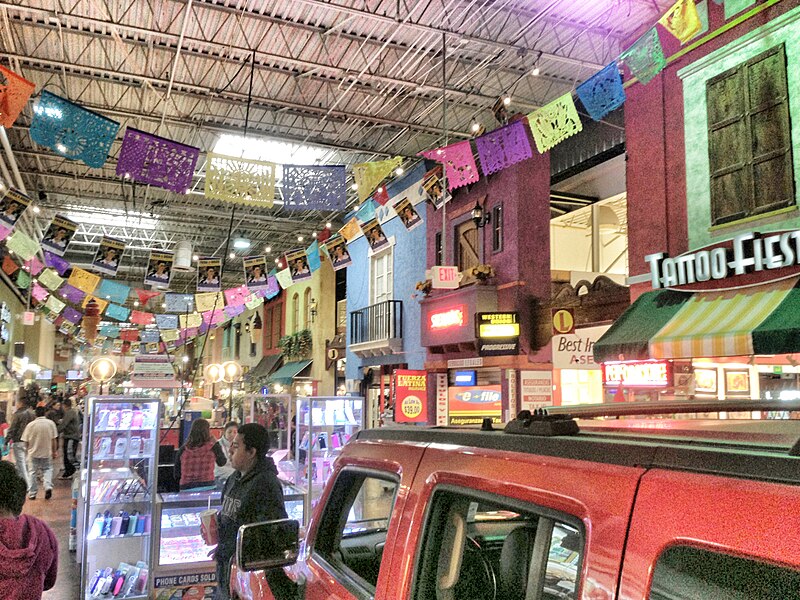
(413, 489, 583, 600)
(650, 545, 800, 599)
(314, 470, 399, 595)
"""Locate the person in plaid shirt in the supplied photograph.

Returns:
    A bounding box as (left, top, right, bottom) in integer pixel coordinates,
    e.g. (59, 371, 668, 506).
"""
(174, 418, 227, 491)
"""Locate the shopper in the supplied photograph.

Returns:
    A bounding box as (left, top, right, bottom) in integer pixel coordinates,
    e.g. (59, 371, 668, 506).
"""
(214, 422, 238, 488)
(174, 418, 227, 491)
(0, 461, 58, 599)
(215, 423, 288, 600)
(57, 398, 81, 479)
(0, 411, 8, 457)
(5, 397, 34, 484)
(21, 406, 58, 500)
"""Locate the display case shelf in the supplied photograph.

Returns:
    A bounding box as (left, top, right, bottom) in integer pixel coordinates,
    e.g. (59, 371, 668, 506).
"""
(80, 397, 160, 600)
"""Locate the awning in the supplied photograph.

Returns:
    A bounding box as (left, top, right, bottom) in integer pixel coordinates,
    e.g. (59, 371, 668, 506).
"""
(594, 277, 800, 362)
(245, 354, 282, 380)
(268, 359, 312, 383)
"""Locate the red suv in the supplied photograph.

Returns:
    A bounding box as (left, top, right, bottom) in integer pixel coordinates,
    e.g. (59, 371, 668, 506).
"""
(230, 409, 800, 600)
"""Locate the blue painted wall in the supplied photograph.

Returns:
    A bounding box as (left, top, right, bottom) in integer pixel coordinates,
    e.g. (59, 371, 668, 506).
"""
(345, 162, 429, 382)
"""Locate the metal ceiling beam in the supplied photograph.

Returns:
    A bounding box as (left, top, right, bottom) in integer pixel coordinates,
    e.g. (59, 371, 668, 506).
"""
(3, 53, 473, 138)
(0, 5, 546, 110)
(285, 0, 606, 70)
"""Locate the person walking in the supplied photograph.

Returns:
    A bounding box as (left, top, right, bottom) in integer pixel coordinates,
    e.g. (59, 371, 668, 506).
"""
(174, 418, 227, 491)
(0, 461, 59, 599)
(57, 398, 81, 479)
(21, 407, 58, 500)
(5, 397, 34, 485)
(214, 423, 287, 600)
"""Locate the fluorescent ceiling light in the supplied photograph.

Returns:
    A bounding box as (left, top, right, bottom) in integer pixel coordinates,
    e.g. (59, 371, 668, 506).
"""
(233, 235, 251, 250)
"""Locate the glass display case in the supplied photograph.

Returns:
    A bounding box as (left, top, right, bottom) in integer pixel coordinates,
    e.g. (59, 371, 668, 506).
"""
(293, 396, 365, 524)
(151, 490, 220, 599)
(80, 397, 160, 600)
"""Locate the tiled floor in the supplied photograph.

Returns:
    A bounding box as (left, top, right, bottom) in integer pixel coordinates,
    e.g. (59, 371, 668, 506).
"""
(21, 472, 81, 599)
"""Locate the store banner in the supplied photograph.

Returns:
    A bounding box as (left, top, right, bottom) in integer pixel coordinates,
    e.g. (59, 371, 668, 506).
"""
(394, 370, 429, 423)
(447, 385, 502, 426)
(361, 218, 389, 254)
(520, 371, 553, 412)
(41, 215, 78, 256)
(0, 188, 31, 231)
(325, 235, 352, 271)
(197, 257, 222, 292)
(436, 373, 448, 426)
(243, 255, 269, 291)
(91, 236, 125, 276)
(392, 196, 423, 231)
(131, 354, 179, 388)
(144, 250, 174, 288)
(552, 325, 610, 370)
(285, 248, 311, 284)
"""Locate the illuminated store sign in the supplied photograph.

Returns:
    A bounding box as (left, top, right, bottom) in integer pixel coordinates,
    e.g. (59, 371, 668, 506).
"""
(476, 312, 520, 357)
(453, 370, 476, 386)
(429, 305, 465, 330)
(646, 230, 800, 288)
(603, 360, 671, 387)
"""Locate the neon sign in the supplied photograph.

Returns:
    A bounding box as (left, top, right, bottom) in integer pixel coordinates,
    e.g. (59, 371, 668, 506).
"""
(603, 360, 671, 387)
(429, 305, 465, 330)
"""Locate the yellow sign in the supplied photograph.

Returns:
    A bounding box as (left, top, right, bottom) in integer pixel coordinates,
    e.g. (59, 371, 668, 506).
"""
(552, 308, 574, 335)
(478, 323, 520, 338)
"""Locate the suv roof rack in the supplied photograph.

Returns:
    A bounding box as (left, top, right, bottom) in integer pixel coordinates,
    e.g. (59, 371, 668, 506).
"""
(504, 409, 579, 437)
(540, 398, 800, 418)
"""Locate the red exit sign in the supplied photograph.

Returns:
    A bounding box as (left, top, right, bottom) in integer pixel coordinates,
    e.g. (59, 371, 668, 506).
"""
(431, 265, 461, 289)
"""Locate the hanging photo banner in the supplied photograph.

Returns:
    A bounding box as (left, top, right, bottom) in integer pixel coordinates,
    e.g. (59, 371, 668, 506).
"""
(285, 248, 311, 283)
(393, 196, 423, 231)
(197, 257, 222, 292)
(422, 165, 448, 209)
(421, 140, 479, 191)
(243, 255, 269, 291)
(91, 236, 125, 276)
(205, 153, 277, 207)
(658, 0, 702, 44)
(283, 165, 346, 211)
(44, 251, 70, 276)
(575, 62, 626, 122)
(619, 27, 666, 85)
(0, 188, 31, 229)
(527, 92, 583, 154)
(30, 91, 121, 168)
(474, 120, 533, 177)
(361, 218, 390, 254)
(352, 156, 403, 202)
(0, 65, 36, 128)
(325, 235, 352, 271)
(145, 250, 174, 288)
(115, 128, 200, 194)
(41, 215, 78, 256)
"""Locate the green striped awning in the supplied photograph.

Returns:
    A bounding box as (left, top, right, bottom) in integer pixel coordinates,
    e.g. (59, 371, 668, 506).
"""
(594, 277, 800, 362)
(268, 359, 312, 384)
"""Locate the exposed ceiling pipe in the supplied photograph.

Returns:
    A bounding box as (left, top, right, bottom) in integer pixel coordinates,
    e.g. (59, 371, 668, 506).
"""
(0, 127, 26, 193)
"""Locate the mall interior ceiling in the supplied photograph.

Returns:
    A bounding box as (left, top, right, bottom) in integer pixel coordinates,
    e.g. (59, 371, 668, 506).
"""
(0, 0, 668, 289)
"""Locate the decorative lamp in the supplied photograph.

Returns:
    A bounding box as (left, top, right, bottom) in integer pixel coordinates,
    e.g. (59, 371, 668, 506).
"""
(89, 357, 117, 394)
(204, 363, 224, 384)
(221, 360, 243, 383)
(471, 197, 491, 229)
(81, 299, 101, 344)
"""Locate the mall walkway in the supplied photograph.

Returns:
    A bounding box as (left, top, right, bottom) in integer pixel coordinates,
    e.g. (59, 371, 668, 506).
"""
(21, 474, 81, 598)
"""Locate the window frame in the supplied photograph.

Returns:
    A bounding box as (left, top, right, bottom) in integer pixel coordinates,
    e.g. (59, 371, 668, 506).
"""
(369, 245, 394, 307)
(492, 204, 503, 253)
(409, 484, 585, 600)
(311, 467, 402, 600)
(453, 214, 482, 272)
(435, 231, 443, 266)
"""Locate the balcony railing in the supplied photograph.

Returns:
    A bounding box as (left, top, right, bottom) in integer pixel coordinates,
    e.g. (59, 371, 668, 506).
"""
(349, 300, 403, 346)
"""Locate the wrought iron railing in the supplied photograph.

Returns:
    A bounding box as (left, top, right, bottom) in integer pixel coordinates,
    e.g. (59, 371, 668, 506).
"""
(349, 300, 403, 345)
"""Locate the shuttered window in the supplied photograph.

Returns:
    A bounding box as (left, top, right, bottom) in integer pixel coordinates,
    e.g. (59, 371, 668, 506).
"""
(706, 44, 794, 226)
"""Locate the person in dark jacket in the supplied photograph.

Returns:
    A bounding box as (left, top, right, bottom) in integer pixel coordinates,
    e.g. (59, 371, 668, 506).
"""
(5, 397, 34, 485)
(0, 461, 58, 599)
(57, 398, 81, 479)
(215, 423, 287, 600)
(174, 418, 227, 491)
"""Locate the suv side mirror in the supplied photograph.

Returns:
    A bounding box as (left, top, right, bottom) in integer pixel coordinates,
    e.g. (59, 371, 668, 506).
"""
(236, 519, 300, 572)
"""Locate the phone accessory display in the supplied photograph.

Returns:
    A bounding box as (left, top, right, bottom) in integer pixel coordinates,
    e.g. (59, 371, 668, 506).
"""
(128, 437, 142, 457)
(119, 409, 133, 430)
(131, 410, 144, 428)
(89, 562, 146, 598)
(113, 438, 128, 459)
(107, 410, 121, 430)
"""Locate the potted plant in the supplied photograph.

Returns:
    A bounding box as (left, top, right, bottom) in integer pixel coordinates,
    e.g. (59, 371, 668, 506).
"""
(469, 264, 495, 283)
(412, 279, 433, 300)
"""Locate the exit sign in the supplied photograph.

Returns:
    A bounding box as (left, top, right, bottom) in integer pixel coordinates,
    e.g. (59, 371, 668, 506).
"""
(430, 265, 461, 289)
